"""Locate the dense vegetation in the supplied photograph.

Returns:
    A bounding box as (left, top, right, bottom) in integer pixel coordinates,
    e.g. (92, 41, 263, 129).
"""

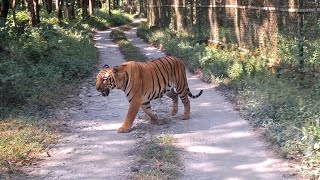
(0, 7, 132, 175)
(137, 22, 320, 178)
(110, 28, 147, 61)
(0, 9, 132, 117)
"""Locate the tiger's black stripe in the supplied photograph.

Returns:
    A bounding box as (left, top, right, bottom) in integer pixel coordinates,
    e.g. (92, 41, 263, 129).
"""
(95, 56, 203, 125)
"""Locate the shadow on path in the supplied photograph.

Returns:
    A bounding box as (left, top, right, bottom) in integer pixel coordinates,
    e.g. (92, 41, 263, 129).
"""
(124, 22, 299, 180)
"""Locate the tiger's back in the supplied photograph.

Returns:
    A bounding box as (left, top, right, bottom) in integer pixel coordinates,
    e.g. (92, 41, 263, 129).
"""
(134, 56, 190, 101)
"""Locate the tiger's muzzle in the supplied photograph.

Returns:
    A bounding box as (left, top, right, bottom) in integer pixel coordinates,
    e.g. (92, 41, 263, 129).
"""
(101, 88, 110, 97)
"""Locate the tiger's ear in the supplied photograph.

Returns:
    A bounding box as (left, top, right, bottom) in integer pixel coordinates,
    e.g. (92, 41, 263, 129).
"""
(113, 66, 119, 74)
(103, 64, 109, 69)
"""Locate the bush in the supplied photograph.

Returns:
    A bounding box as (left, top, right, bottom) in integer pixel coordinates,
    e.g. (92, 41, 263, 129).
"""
(0, 7, 134, 175)
(136, 22, 151, 42)
(137, 24, 320, 178)
(110, 28, 126, 42)
(82, 9, 132, 30)
(106, 9, 133, 26)
(0, 11, 98, 117)
(110, 28, 147, 62)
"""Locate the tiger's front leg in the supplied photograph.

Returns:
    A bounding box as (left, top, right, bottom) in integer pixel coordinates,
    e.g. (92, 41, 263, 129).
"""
(118, 101, 141, 133)
(141, 101, 158, 124)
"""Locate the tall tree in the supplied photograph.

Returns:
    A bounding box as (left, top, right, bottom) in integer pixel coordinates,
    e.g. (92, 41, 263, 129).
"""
(139, 0, 146, 17)
(124, 0, 136, 14)
(76, 0, 80, 9)
(108, 0, 111, 15)
(33, 0, 40, 24)
(27, 0, 37, 26)
(66, 3, 75, 19)
(89, 0, 94, 15)
(113, 0, 118, 9)
(56, 0, 63, 21)
(45, 0, 53, 14)
(82, 0, 88, 19)
(12, 0, 17, 26)
(1, 0, 10, 19)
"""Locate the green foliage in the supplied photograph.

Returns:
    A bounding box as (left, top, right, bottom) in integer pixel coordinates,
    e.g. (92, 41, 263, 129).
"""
(118, 40, 147, 61)
(137, 24, 320, 178)
(133, 134, 181, 180)
(277, 35, 299, 65)
(136, 21, 151, 42)
(82, 9, 132, 30)
(300, 113, 320, 178)
(110, 28, 147, 62)
(0, 118, 58, 173)
(0, 7, 135, 175)
(0, 25, 96, 110)
(106, 9, 133, 26)
(110, 28, 126, 42)
(0, 10, 105, 117)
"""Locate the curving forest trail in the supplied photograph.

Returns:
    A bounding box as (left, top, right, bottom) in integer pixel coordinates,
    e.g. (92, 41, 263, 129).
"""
(124, 22, 299, 180)
(25, 22, 300, 180)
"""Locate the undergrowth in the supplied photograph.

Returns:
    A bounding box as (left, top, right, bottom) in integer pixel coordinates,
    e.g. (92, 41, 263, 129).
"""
(133, 134, 181, 180)
(0, 9, 132, 175)
(137, 22, 320, 179)
(111, 27, 179, 179)
(110, 28, 147, 62)
(0, 118, 59, 174)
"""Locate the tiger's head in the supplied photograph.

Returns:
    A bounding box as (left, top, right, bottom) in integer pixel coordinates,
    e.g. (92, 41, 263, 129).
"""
(96, 64, 127, 97)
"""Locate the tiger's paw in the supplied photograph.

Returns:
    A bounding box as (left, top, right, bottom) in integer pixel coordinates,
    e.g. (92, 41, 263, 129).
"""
(118, 127, 132, 133)
(181, 114, 190, 120)
(150, 119, 159, 125)
(171, 108, 178, 116)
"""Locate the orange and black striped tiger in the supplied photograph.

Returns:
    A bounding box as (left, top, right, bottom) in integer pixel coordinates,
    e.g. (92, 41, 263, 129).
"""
(96, 56, 203, 133)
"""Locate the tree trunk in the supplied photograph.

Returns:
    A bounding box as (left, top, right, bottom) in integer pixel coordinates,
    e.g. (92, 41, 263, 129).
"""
(46, 0, 53, 14)
(27, 0, 37, 26)
(124, 0, 136, 14)
(21, 0, 27, 9)
(139, 0, 146, 17)
(12, 0, 17, 26)
(113, 0, 119, 9)
(108, 0, 111, 15)
(89, 0, 93, 16)
(76, 0, 80, 9)
(1, 0, 10, 19)
(82, 0, 88, 19)
(66, 2, 75, 19)
(33, 0, 40, 24)
(56, 0, 63, 21)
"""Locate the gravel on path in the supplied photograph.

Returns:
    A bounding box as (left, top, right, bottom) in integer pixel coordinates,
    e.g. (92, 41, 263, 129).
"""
(124, 20, 300, 180)
(25, 29, 136, 180)
(24, 23, 299, 180)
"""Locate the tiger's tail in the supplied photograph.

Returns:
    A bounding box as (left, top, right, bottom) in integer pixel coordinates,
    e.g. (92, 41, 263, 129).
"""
(188, 89, 203, 99)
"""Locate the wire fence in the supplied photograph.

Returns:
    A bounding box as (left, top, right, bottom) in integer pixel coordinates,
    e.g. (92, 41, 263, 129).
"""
(146, 0, 320, 69)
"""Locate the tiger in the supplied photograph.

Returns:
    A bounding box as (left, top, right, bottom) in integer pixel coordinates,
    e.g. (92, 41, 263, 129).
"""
(96, 56, 203, 133)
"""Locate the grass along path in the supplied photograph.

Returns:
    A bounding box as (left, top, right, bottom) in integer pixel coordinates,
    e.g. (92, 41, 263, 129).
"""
(110, 27, 182, 179)
(24, 29, 136, 179)
(0, 9, 133, 178)
(123, 20, 300, 179)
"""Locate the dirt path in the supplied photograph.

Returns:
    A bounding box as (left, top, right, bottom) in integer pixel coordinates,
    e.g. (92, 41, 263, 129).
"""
(26, 30, 136, 179)
(25, 24, 299, 179)
(125, 24, 300, 179)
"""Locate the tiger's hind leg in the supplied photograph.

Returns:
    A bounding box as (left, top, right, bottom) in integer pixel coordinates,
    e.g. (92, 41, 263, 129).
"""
(141, 101, 158, 124)
(177, 90, 190, 120)
(166, 89, 179, 116)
